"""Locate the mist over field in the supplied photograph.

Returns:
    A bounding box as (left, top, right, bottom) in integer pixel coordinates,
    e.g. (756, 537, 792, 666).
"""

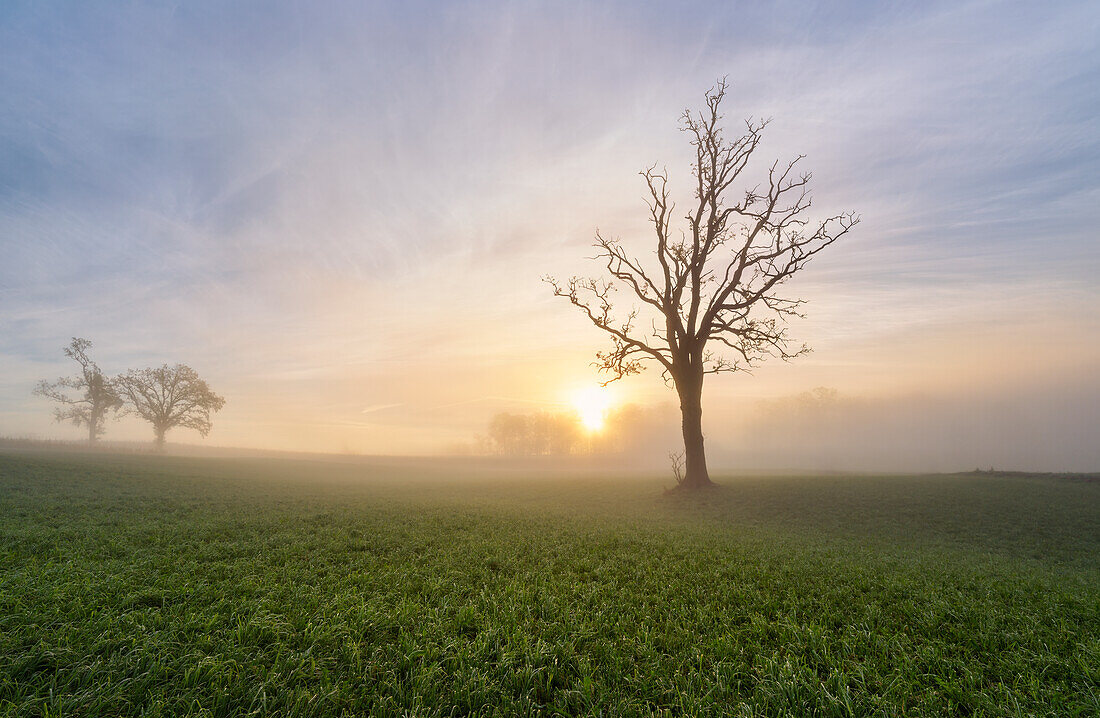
(2, 3, 1099, 714)
(6, 322, 1100, 472)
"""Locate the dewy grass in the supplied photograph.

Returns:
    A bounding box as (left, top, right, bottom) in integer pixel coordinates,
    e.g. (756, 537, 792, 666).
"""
(1, 451, 1097, 716)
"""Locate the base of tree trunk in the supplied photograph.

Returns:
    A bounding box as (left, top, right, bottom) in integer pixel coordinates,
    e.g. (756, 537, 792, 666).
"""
(666, 474, 718, 494)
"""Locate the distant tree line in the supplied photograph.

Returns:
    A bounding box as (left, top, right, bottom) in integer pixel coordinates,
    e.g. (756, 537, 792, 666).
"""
(482, 412, 582, 456)
(34, 337, 225, 448)
(471, 405, 668, 456)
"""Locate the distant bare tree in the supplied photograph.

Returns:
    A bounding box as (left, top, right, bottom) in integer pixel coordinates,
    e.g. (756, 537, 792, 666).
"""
(547, 81, 858, 489)
(34, 338, 123, 442)
(115, 364, 225, 448)
(669, 451, 686, 487)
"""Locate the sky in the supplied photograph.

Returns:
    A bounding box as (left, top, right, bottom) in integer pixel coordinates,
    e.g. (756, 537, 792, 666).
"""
(2, 0, 1098, 470)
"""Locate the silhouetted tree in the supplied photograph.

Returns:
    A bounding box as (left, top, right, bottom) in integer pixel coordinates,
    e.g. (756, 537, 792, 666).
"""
(547, 81, 858, 489)
(34, 337, 123, 442)
(115, 364, 225, 448)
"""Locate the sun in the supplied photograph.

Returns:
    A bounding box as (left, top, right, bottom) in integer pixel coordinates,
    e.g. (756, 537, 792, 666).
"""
(571, 385, 612, 432)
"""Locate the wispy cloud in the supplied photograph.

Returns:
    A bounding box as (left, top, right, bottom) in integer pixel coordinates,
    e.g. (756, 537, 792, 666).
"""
(361, 403, 402, 415)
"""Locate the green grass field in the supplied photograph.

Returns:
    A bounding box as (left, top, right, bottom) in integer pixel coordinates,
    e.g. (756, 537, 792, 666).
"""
(0, 450, 1097, 716)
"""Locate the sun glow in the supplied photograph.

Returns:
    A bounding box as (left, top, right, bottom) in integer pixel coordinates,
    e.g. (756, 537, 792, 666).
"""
(572, 385, 612, 432)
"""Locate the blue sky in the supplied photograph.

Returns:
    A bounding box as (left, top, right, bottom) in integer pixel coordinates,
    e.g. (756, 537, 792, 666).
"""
(2, 1, 1098, 468)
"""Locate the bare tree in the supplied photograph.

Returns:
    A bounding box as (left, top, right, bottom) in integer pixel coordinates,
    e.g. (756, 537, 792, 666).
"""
(34, 338, 123, 442)
(669, 451, 686, 487)
(547, 81, 858, 489)
(115, 364, 225, 448)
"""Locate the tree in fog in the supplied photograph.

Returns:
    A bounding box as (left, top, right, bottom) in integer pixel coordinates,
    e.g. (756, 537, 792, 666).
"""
(487, 413, 529, 455)
(115, 364, 225, 448)
(487, 411, 582, 455)
(529, 412, 582, 455)
(547, 81, 858, 488)
(34, 337, 123, 442)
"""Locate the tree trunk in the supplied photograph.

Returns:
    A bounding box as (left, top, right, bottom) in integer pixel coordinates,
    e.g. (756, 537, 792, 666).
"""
(676, 371, 714, 489)
(88, 421, 97, 443)
(154, 426, 167, 450)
